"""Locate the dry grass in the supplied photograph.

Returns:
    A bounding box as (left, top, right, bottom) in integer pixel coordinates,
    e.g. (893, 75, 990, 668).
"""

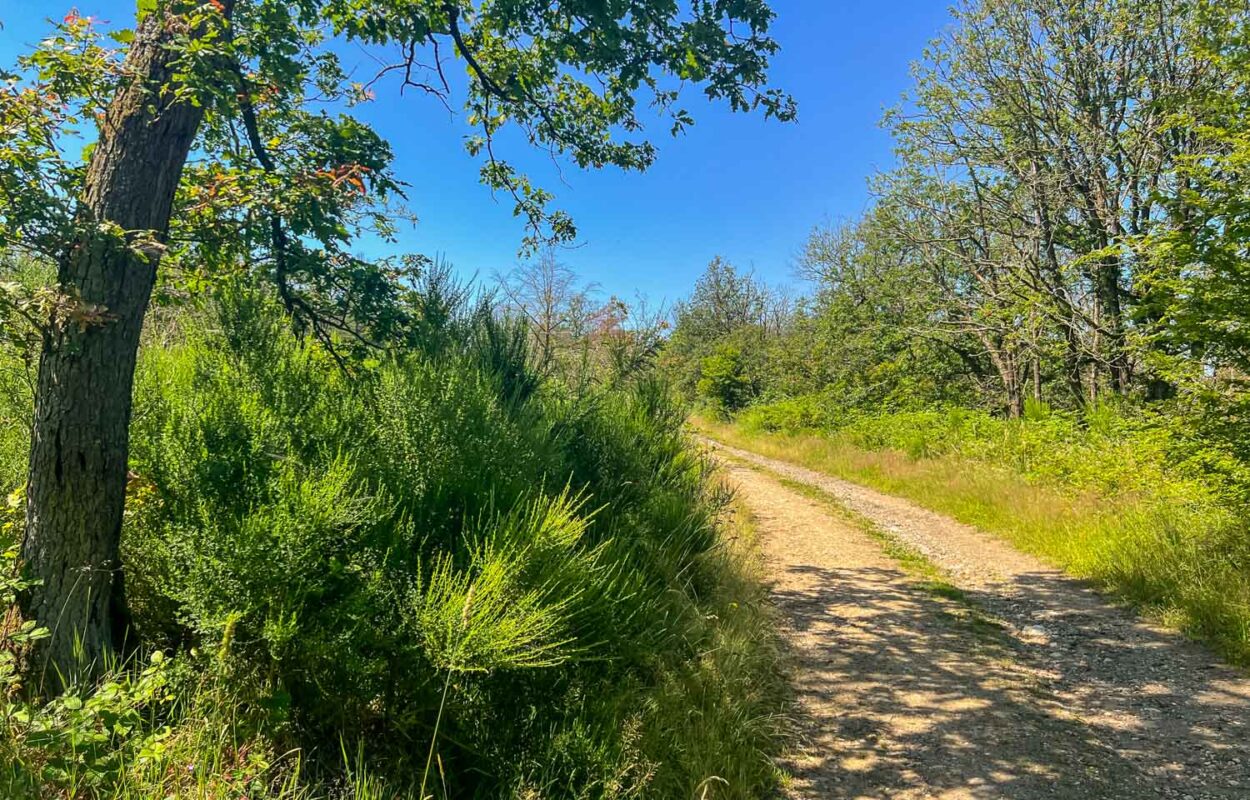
(695, 415, 1250, 666)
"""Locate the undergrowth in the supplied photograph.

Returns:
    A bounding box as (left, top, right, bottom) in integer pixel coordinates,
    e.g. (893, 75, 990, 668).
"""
(0, 285, 790, 798)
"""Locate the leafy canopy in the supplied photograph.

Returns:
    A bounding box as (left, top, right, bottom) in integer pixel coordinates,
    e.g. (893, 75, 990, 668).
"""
(0, 0, 793, 351)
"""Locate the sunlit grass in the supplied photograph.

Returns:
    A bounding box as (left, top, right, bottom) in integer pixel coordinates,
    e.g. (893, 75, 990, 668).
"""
(697, 415, 1250, 666)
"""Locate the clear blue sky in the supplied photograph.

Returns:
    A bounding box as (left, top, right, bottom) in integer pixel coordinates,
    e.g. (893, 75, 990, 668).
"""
(0, 1, 953, 303)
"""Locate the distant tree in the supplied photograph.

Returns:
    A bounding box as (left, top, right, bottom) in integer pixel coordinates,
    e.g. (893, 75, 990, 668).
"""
(674, 257, 772, 341)
(697, 344, 756, 419)
(497, 249, 598, 378)
(663, 257, 786, 400)
(599, 294, 671, 383)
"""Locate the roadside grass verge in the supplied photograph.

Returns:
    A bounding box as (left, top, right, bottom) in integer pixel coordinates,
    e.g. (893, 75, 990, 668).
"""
(716, 486, 796, 795)
(696, 416, 1250, 667)
(636, 478, 794, 800)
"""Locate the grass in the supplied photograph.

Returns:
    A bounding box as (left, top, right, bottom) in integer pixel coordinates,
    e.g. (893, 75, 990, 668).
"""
(697, 414, 1250, 666)
(715, 488, 796, 794)
(0, 285, 794, 799)
(721, 450, 1005, 635)
(663, 485, 794, 796)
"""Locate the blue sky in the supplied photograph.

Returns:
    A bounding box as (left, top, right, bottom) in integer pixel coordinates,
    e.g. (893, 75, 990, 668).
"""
(0, 1, 953, 303)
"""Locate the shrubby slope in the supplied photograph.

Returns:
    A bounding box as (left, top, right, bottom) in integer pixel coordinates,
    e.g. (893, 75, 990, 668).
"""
(0, 286, 788, 799)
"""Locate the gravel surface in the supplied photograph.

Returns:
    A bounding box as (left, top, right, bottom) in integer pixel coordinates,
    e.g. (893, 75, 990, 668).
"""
(707, 438, 1250, 800)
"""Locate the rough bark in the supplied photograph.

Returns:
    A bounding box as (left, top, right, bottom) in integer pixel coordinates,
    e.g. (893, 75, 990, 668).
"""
(21, 3, 231, 688)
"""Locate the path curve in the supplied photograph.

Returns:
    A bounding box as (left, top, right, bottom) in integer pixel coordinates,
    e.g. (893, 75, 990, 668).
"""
(706, 438, 1250, 799)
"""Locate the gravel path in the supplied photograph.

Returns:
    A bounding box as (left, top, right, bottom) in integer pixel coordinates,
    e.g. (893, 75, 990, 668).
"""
(706, 438, 1250, 800)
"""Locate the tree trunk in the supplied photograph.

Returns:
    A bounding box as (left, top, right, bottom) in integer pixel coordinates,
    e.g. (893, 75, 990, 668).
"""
(981, 336, 1024, 419)
(21, 4, 230, 688)
(1063, 326, 1086, 408)
(1004, 377, 1023, 419)
(1096, 255, 1131, 394)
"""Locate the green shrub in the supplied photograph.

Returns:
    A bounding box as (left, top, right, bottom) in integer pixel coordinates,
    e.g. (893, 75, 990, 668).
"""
(696, 345, 755, 419)
(0, 284, 788, 799)
(738, 393, 836, 433)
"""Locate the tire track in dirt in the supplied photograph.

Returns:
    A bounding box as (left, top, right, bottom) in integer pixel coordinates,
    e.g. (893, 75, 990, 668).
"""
(708, 439, 1250, 799)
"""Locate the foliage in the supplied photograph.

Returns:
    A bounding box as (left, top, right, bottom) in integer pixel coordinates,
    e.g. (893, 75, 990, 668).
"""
(1, 0, 794, 268)
(737, 391, 1247, 505)
(1132, 0, 1250, 483)
(0, 279, 790, 798)
(0, 257, 43, 494)
(737, 393, 839, 435)
(696, 345, 757, 419)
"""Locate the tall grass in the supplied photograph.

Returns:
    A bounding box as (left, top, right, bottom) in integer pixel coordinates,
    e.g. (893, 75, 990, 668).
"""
(0, 283, 790, 798)
(702, 402, 1250, 666)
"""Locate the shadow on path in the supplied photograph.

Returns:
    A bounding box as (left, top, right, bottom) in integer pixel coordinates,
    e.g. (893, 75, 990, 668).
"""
(716, 453, 1250, 799)
(773, 560, 1151, 799)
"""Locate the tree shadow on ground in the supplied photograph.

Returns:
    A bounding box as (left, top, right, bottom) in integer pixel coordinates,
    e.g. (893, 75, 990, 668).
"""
(773, 562, 1162, 799)
(955, 569, 1250, 799)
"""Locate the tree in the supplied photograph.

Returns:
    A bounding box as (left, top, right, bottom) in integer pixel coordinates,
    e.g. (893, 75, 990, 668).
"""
(674, 256, 772, 341)
(1141, 0, 1250, 378)
(18, 4, 243, 685)
(888, 0, 1206, 404)
(1, 0, 793, 685)
(1137, 0, 1250, 461)
(794, 213, 982, 412)
(665, 257, 784, 400)
(496, 248, 599, 380)
(872, 169, 1054, 417)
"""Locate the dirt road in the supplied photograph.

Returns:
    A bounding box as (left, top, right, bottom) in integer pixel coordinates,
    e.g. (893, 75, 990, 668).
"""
(706, 439, 1250, 799)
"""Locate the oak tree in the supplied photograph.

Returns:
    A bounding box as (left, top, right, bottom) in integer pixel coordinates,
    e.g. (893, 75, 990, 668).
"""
(0, 0, 793, 685)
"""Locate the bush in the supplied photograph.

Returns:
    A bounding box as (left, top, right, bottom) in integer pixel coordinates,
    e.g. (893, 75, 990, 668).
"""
(2, 286, 789, 798)
(696, 345, 755, 419)
(738, 393, 837, 434)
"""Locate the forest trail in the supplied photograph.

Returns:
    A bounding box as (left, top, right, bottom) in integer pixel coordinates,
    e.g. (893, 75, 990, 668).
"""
(704, 438, 1250, 799)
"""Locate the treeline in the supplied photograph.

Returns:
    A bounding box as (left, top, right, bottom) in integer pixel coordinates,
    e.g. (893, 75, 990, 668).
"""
(669, 0, 1250, 461)
(664, 0, 1250, 662)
